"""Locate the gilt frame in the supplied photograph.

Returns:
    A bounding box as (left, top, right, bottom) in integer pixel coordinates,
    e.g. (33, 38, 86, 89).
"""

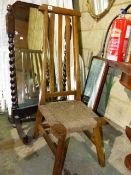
(87, 0, 115, 20)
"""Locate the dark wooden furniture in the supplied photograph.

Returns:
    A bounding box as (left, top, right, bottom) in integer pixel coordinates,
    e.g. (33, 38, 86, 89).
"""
(93, 56, 131, 90)
(33, 5, 109, 175)
(6, 1, 42, 144)
(95, 56, 131, 170)
(119, 54, 131, 90)
(120, 54, 131, 170)
(98, 56, 131, 170)
(124, 126, 131, 170)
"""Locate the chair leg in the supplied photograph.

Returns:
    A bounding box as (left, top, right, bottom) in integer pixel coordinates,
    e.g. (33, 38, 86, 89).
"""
(33, 110, 43, 139)
(93, 126, 105, 167)
(52, 124, 68, 175)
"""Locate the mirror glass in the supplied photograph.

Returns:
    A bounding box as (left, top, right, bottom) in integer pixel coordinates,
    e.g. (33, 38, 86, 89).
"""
(92, 0, 108, 15)
(13, 2, 43, 107)
(87, 0, 115, 20)
(82, 57, 106, 108)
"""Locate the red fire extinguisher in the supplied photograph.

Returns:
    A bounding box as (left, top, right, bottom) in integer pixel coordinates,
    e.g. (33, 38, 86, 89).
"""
(107, 17, 131, 62)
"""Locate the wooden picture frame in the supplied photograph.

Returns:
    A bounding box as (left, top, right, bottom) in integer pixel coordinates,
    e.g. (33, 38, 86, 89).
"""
(82, 56, 110, 114)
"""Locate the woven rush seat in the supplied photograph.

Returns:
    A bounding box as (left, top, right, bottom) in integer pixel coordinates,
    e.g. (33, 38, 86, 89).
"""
(39, 101, 97, 133)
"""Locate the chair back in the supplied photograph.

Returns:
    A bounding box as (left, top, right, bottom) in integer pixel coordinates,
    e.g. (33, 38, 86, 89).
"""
(39, 4, 81, 104)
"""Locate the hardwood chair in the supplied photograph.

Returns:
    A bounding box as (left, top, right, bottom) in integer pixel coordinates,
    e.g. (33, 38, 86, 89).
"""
(33, 4, 107, 175)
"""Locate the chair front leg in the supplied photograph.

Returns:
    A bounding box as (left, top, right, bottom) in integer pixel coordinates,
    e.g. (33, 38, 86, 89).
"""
(33, 110, 43, 139)
(93, 126, 105, 167)
(51, 124, 67, 175)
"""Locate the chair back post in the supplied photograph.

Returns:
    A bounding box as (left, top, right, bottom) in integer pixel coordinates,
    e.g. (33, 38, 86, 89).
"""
(39, 9, 48, 105)
(58, 14, 63, 91)
(72, 15, 81, 101)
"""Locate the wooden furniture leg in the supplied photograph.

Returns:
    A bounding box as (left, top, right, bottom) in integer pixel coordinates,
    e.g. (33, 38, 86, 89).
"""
(52, 124, 67, 175)
(93, 126, 105, 167)
(124, 126, 131, 170)
(33, 110, 43, 138)
(125, 154, 131, 170)
(125, 126, 131, 141)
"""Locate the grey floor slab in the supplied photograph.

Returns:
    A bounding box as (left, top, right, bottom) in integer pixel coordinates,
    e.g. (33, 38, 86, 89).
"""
(0, 113, 131, 175)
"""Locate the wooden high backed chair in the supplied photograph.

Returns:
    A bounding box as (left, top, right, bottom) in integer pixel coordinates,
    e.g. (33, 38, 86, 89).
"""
(34, 4, 106, 175)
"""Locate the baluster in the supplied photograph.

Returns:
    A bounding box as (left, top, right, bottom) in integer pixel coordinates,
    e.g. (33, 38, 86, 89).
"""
(7, 5, 18, 117)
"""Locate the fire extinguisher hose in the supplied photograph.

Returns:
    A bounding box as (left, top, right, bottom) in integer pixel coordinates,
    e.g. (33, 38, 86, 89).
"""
(121, 4, 131, 14)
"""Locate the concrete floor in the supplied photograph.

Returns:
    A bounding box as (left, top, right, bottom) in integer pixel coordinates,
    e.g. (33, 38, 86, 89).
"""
(0, 113, 131, 175)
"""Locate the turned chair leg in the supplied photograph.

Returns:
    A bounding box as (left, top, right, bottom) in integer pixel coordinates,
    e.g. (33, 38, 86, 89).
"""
(33, 110, 43, 139)
(93, 126, 105, 167)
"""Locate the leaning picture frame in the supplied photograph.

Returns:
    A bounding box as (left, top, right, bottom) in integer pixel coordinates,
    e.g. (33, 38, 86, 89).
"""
(82, 56, 131, 129)
(82, 56, 109, 113)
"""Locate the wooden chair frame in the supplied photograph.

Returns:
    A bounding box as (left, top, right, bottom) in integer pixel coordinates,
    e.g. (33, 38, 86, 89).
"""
(33, 5, 109, 175)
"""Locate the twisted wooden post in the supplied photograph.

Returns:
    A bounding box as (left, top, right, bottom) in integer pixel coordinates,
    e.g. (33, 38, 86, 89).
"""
(6, 5, 18, 122)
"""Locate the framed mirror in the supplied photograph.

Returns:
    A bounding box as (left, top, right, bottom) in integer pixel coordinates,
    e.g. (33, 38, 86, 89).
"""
(6, 1, 44, 143)
(82, 57, 108, 110)
(6, 1, 67, 144)
(87, 0, 115, 20)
